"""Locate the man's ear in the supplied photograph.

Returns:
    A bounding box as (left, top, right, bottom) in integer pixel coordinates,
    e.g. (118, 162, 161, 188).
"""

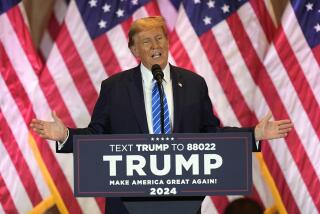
(130, 45, 139, 58)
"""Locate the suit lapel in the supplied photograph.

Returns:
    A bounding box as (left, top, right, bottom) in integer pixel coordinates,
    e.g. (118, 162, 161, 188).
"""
(126, 66, 149, 133)
(170, 65, 184, 133)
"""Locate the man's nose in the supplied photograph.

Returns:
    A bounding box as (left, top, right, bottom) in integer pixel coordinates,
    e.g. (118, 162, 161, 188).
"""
(150, 40, 160, 49)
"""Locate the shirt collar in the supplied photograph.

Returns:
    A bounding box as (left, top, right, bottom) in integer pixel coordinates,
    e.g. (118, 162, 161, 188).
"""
(140, 63, 170, 84)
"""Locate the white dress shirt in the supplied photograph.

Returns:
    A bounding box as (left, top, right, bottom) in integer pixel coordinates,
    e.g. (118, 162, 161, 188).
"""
(140, 63, 174, 134)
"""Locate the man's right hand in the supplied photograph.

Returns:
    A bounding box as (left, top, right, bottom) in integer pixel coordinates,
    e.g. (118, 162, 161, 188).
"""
(30, 111, 68, 142)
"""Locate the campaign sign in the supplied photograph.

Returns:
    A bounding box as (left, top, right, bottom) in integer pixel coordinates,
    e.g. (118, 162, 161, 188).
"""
(73, 132, 252, 197)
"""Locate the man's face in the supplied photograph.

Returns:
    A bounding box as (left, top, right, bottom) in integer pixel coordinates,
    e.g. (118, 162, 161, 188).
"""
(130, 27, 169, 70)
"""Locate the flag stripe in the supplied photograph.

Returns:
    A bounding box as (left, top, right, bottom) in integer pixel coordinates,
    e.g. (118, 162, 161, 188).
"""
(144, 0, 161, 16)
(45, 45, 91, 127)
(200, 31, 254, 126)
(312, 46, 320, 66)
(210, 196, 229, 213)
(0, 56, 83, 213)
(169, 30, 195, 71)
(274, 27, 320, 138)
(47, 15, 60, 41)
(93, 35, 122, 76)
(55, 23, 98, 113)
(249, 0, 276, 42)
(106, 25, 138, 70)
(40, 0, 68, 59)
(238, 3, 270, 61)
(1, 5, 85, 213)
(249, 187, 265, 209)
(209, 7, 279, 208)
(1, 13, 85, 214)
(0, 173, 19, 214)
(0, 111, 42, 206)
(252, 155, 274, 208)
(281, 4, 320, 100)
(121, 16, 133, 36)
(0, 48, 50, 202)
(156, 0, 178, 31)
(263, 45, 320, 211)
(38, 7, 109, 212)
(6, 6, 43, 73)
(263, 144, 301, 213)
(218, 7, 300, 211)
(227, 11, 320, 211)
(41, 16, 106, 214)
(0, 127, 33, 214)
(65, 2, 107, 92)
(201, 23, 265, 208)
(202, 196, 219, 214)
(95, 198, 105, 214)
(175, 5, 273, 212)
(175, 6, 238, 126)
(233, 10, 320, 205)
(38, 66, 77, 127)
(238, 4, 320, 210)
(267, 137, 319, 213)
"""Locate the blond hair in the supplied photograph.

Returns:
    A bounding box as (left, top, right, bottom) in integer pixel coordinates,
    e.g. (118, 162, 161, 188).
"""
(128, 16, 168, 48)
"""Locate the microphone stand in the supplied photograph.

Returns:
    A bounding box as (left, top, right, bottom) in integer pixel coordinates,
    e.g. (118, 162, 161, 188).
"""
(156, 81, 165, 134)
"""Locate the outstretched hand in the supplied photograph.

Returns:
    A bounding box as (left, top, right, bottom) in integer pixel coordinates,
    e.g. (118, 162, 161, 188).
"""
(30, 111, 68, 142)
(254, 112, 293, 141)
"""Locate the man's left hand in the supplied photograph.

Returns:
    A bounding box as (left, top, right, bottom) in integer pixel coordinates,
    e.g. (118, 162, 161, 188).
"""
(254, 112, 293, 141)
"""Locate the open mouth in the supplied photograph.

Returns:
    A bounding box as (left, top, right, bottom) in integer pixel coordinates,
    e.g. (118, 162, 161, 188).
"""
(152, 52, 162, 59)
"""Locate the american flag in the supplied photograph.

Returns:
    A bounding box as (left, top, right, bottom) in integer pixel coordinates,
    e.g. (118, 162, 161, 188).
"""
(261, 0, 320, 213)
(1, 0, 319, 213)
(0, 0, 52, 213)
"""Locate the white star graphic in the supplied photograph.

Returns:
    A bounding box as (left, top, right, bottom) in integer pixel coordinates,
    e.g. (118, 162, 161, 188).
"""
(314, 23, 320, 32)
(132, 0, 138, 5)
(171, 137, 174, 141)
(98, 20, 107, 29)
(221, 4, 230, 13)
(116, 9, 125, 17)
(151, 137, 154, 141)
(102, 3, 111, 12)
(194, 0, 201, 4)
(161, 137, 164, 141)
(88, 0, 97, 8)
(156, 137, 159, 141)
(203, 16, 212, 25)
(305, 2, 313, 11)
(207, 0, 215, 8)
(166, 137, 169, 141)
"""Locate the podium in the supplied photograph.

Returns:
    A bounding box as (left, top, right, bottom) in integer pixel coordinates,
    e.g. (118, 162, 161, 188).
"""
(73, 133, 252, 214)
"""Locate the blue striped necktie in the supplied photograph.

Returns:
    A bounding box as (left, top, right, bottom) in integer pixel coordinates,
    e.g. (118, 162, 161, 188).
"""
(152, 81, 171, 134)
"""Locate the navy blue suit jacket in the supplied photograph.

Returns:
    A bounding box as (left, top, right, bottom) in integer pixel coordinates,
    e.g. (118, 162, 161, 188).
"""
(57, 64, 258, 213)
(58, 64, 257, 152)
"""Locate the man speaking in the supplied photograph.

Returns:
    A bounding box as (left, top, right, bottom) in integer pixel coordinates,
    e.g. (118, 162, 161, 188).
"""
(31, 16, 293, 213)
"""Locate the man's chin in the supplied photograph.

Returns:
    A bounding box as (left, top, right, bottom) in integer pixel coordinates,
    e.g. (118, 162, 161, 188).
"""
(152, 60, 165, 67)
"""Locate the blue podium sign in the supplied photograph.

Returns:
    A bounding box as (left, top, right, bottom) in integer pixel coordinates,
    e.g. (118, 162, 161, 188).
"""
(73, 132, 252, 197)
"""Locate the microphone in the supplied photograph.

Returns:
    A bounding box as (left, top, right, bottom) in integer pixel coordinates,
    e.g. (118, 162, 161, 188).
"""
(151, 64, 164, 83)
(151, 64, 165, 133)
